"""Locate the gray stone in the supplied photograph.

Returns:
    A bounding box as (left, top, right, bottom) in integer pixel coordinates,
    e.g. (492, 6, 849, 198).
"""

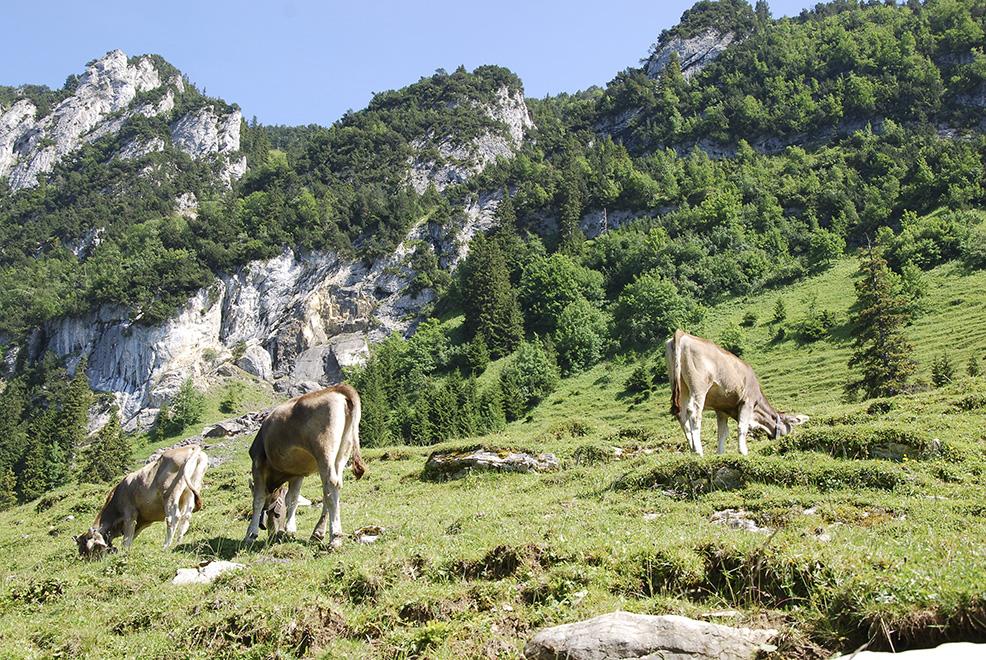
(710, 509, 772, 535)
(424, 447, 560, 480)
(644, 28, 737, 80)
(524, 611, 777, 660)
(202, 420, 246, 438)
(840, 643, 985, 659)
(237, 343, 273, 382)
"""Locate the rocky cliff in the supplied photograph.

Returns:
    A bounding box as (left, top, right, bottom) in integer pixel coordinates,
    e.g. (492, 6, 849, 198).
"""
(0, 49, 245, 191)
(643, 27, 737, 80)
(19, 55, 528, 429)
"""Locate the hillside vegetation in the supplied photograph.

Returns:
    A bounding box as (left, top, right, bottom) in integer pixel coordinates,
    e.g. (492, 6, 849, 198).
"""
(1, 259, 985, 657)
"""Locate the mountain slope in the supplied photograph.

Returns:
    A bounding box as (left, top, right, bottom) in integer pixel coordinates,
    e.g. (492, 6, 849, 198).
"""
(1, 258, 985, 657)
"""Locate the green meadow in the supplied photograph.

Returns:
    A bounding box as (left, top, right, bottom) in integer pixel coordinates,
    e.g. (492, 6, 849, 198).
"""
(2, 259, 985, 658)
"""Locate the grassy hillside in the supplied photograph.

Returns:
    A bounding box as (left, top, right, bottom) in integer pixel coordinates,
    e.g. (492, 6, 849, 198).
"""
(2, 259, 986, 658)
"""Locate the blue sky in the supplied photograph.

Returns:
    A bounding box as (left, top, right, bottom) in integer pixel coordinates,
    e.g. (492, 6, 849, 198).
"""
(1, 0, 816, 127)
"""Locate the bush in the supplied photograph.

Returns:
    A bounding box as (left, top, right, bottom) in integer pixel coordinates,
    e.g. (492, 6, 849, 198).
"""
(718, 324, 745, 356)
(961, 222, 986, 270)
(154, 379, 206, 438)
(219, 381, 245, 414)
(770, 297, 786, 325)
(499, 340, 560, 420)
(554, 298, 609, 375)
(967, 354, 981, 378)
(932, 352, 955, 388)
(613, 270, 697, 349)
(740, 311, 757, 327)
(791, 294, 835, 343)
(806, 228, 845, 272)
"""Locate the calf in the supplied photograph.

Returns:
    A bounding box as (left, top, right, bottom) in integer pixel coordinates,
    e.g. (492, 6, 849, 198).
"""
(244, 384, 366, 548)
(666, 330, 808, 456)
(75, 445, 208, 557)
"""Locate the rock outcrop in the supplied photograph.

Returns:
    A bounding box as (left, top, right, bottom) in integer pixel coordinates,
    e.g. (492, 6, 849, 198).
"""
(409, 86, 532, 193)
(0, 49, 245, 191)
(38, 187, 505, 430)
(423, 447, 561, 481)
(524, 611, 777, 660)
(644, 28, 737, 80)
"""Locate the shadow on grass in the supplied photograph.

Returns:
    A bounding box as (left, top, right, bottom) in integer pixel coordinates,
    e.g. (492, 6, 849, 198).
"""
(174, 536, 245, 560)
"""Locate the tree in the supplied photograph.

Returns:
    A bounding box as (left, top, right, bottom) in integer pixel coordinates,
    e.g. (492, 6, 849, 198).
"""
(554, 298, 609, 375)
(498, 340, 560, 419)
(219, 381, 245, 414)
(59, 360, 93, 473)
(461, 333, 490, 375)
(79, 409, 131, 483)
(931, 353, 955, 388)
(519, 253, 604, 336)
(459, 233, 524, 357)
(845, 249, 916, 399)
(613, 271, 696, 349)
(155, 379, 206, 438)
(771, 297, 787, 325)
(967, 354, 981, 378)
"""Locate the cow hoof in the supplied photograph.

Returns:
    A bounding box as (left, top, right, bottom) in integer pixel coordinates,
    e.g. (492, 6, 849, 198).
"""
(243, 532, 259, 545)
(329, 535, 343, 550)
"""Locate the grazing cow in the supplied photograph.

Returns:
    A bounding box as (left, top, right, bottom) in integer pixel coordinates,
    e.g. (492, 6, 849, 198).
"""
(666, 330, 808, 456)
(244, 384, 366, 547)
(75, 445, 208, 557)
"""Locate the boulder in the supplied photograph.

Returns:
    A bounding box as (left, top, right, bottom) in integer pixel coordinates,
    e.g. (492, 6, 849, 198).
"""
(524, 611, 777, 660)
(172, 560, 244, 585)
(424, 447, 560, 480)
(203, 420, 247, 438)
(237, 343, 273, 382)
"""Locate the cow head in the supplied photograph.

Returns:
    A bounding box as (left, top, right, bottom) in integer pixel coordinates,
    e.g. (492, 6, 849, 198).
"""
(259, 485, 288, 534)
(770, 413, 810, 439)
(74, 527, 115, 559)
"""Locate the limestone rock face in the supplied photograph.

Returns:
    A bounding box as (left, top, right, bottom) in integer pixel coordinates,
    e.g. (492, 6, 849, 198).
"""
(644, 28, 737, 80)
(3, 50, 162, 189)
(409, 86, 532, 193)
(0, 49, 245, 191)
(524, 611, 777, 660)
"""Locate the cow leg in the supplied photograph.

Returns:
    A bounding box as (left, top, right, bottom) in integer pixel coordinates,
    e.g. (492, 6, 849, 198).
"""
(163, 498, 180, 549)
(122, 513, 137, 550)
(737, 404, 753, 456)
(175, 490, 195, 543)
(284, 476, 304, 534)
(716, 412, 730, 455)
(312, 455, 344, 548)
(686, 392, 706, 457)
(244, 467, 267, 544)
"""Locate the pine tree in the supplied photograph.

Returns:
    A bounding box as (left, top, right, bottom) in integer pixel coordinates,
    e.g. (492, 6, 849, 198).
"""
(476, 384, 506, 434)
(460, 234, 524, 357)
(0, 467, 16, 510)
(967, 354, 981, 378)
(0, 379, 29, 473)
(80, 409, 131, 483)
(559, 162, 586, 254)
(771, 297, 787, 325)
(351, 367, 391, 448)
(58, 359, 93, 473)
(931, 352, 955, 388)
(846, 249, 916, 399)
(17, 409, 65, 501)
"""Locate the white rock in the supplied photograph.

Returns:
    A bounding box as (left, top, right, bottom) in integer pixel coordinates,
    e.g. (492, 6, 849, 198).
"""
(172, 560, 244, 585)
(236, 343, 273, 382)
(645, 28, 737, 80)
(710, 509, 772, 535)
(839, 643, 985, 659)
(171, 106, 241, 159)
(525, 611, 777, 660)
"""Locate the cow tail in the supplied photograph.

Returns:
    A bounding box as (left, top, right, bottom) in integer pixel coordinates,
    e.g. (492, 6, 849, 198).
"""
(181, 447, 205, 512)
(346, 388, 366, 480)
(667, 329, 685, 417)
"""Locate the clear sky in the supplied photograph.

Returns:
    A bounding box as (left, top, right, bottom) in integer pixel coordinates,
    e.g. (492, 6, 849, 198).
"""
(1, 0, 817, 127)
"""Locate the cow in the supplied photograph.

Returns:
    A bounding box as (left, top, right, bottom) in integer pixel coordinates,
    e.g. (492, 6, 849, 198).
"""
(243, 383, 366, 548)
(74, 445, 208, 558)
(666, 330, 808, 456)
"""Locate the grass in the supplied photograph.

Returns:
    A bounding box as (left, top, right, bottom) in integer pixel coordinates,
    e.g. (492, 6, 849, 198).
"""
(2, 259, 986, 657)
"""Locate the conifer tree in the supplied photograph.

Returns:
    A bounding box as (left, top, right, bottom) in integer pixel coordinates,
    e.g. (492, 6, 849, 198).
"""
(17, 409, 65, 501)
(846, 248, 916, 399)
(80, 409, 131, 483)
(460, 233, 524, 357)
(59, 359, 93, 472)
(967, 354, 981, 378)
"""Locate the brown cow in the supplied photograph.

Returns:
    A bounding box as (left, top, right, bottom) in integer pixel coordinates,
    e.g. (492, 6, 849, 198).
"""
(75, 445, 208, 557)
(666, 330, 808, 456)
(244, 384, 366, 547)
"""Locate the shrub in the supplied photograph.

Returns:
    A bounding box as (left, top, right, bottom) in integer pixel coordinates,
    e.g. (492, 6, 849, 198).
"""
(931, 352, 955, 388)
(219, 381, 245, 414)
(961, 222, 986, 270)
(770, 297, 786, 325)
(613, 270, 697, 349)
(554, 298, 609, 375)
(791, 294, 835, 343)
(499, 340, 560, 420)
(718, 324, 745, 356)
(154, 379, 206, 438)
(740, 311, 757, 327)
(967, 354, 981, 378)
(806, 228, 845, 272)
